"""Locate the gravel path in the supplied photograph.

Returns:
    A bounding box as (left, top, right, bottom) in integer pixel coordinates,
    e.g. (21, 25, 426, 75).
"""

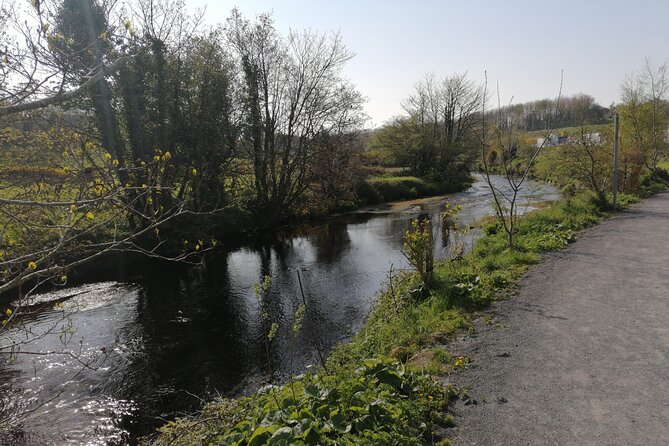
(448, 191, 669, 445)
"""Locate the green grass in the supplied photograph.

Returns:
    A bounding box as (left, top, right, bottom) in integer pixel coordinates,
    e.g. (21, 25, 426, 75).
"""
(366, 176, 441, 202)
(359, 175, 471, 205)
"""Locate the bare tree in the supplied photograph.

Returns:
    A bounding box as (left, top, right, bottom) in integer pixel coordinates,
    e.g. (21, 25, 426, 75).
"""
(639, 58, 668, 172)
(399, 72, 483, 179)
(226, 10, 366, 224)
(477, 72, 563, 248)
(618, 59, 668, 189)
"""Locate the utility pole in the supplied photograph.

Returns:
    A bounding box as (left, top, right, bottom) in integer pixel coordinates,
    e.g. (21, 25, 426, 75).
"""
(613, 112, 620, 210)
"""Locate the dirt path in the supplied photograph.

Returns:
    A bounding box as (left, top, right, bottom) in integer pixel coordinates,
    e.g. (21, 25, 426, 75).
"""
(448, 192, 669, 445)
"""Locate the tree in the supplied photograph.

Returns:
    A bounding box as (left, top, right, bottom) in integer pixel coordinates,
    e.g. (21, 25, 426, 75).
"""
(399, 73, 483, 181)
(542, 129, 613, 202)
(226, 10, 366, 224)
(369, 116, 426, 173)
(638, 59, 668, 173)
(0, 0, 132, 118)
(167, 33, 238, 210)
(478, 73, 563, 248)
(508, 94, 608, 132)
(618, 59, 668, 190)
(0, 0, 220, 429)
(309, 131, 366, 214)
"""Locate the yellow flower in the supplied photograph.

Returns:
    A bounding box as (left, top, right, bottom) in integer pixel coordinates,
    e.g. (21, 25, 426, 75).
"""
(162, 151, 172, 161)
(191, 168, 197, 176)
(5, 308, 12, 316)
(104, 152, 112, 160)
(112, 159, 119, 167)
(153, 155, 161, 162)
(27, 261, 37, 270)
(60, 275, 67, 283)
(85, 211, 95, 220)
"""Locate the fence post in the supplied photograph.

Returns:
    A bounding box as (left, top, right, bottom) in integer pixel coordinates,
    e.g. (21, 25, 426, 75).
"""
(613, 112, 620, 210)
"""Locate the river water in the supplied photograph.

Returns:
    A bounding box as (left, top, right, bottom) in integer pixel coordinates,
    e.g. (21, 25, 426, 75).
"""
(0, 175, 559, 445)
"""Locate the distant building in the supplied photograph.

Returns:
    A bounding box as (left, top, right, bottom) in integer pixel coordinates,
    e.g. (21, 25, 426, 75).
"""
(537, 132, 603, 147)
(583, 132, 602, 144)
(535, 133, 566, 147)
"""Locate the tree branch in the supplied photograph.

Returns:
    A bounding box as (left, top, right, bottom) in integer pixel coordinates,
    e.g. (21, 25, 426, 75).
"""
(0, 57, 129, 118)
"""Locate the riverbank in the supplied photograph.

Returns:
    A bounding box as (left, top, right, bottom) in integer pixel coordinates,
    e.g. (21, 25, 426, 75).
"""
(148, 181, 661, 445)
(154, 173, 474, 250)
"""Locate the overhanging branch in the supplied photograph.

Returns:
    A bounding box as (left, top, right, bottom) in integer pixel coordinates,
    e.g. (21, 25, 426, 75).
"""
(0, 57, 129, 118)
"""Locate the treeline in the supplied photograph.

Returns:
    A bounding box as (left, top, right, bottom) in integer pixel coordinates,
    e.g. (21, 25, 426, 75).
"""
(504, 94, 610, 131)
(2, 0, 368, 232)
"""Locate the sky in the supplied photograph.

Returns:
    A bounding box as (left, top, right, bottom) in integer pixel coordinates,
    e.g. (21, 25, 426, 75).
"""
(184, 0, 669, 128)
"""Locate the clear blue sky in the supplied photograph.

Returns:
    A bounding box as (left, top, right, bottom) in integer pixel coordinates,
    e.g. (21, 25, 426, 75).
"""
(185, 0, 669, 127)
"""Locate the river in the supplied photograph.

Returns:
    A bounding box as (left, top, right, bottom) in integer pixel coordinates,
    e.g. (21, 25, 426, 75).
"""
(0, 174, 559, 445)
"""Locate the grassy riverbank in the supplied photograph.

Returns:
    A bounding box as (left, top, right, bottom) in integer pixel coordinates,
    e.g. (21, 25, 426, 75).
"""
(148, 184, 660, 445)
(357, 173, 473, 206)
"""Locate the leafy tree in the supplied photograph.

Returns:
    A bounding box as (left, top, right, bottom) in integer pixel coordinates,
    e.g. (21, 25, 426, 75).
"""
(167, 33, 238, 210)
(370, 116, 426, 173)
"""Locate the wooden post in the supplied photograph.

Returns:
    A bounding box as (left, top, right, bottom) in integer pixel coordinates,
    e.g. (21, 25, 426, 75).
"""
(613, 112, 620, 210)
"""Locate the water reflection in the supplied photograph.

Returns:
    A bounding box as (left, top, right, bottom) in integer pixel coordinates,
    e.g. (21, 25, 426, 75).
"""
(0, 175, 559, 445)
